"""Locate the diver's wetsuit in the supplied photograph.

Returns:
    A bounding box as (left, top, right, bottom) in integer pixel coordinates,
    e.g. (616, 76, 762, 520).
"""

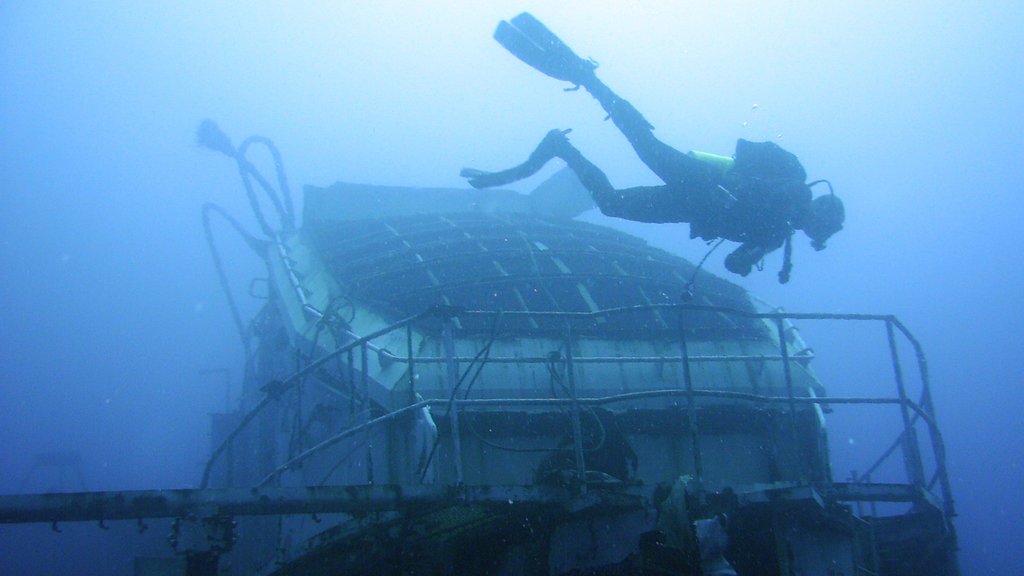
(465, 72, 814, 277)
(464, 12, 844, 282)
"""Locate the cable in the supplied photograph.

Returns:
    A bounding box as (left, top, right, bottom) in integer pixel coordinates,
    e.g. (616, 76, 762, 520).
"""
(196, 120, 294, 237)
(201, 203, 266, 362)
(238, 135, 296, 230)
(418, 312, 504, 482)
(682, 239, 725, 300)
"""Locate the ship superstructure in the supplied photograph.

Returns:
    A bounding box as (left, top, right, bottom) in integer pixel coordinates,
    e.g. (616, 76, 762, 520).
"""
(0, 134, 958, 576)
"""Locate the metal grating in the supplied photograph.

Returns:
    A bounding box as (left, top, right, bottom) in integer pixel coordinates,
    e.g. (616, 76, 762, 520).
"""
(309, 212, 762, 338)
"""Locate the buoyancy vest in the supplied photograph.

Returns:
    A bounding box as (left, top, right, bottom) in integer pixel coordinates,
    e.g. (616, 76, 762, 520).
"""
(692, 140, 811, 245)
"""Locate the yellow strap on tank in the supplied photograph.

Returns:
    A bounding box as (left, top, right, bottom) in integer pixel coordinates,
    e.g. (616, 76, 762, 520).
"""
(689, 150, 735, 176)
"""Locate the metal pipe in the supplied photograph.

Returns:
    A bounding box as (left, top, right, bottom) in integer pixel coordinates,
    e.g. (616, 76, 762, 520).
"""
(407, 322, 417, 405)
(857, 430, 908, 482)
(774, 318, 797, 412)
(885, 321, 926, 488)
(361, 344, 369, 410)
(774, 318, 803, 482)
(200, 310, 433, 489)
(197, 300, 957, 555)
(434, 391, 907, 408)
(258, 401, 431, 487)
(346, 348, 355, 414)
(275, 234, 309, 310)
(0, 485, 579, 525)
(361, 343, 373, 484)
(375, 353, 795, 365)
(442, 318, 464, 485)
(457, 304, 895, 323)
(255, 387, 933, 494)
(889, 318, 956, 522)
(678, 312, 704, 486)
(564, 336, 587, 491)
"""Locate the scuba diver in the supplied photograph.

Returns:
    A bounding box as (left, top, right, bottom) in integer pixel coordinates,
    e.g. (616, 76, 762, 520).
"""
(462, 13, 845, 283)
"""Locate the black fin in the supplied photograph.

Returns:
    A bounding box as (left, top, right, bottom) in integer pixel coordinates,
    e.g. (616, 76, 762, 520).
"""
(494, 13, 595, 84)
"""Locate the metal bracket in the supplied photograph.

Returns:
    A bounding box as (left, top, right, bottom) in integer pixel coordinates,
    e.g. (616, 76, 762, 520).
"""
(169, 515, 236, 556)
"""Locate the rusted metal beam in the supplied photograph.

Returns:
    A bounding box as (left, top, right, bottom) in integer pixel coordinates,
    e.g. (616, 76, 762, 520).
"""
(0, 484, 582, 525)
(739, 482, 940, 507)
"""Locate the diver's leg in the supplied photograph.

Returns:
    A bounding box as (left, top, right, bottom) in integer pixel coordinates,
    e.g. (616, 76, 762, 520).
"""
(463, 129, 617, 195)
(542, 130, 694, 223)
(463, 129, 694, 222)
(460, 130, 573, 189)
(579, 74, 707, 186)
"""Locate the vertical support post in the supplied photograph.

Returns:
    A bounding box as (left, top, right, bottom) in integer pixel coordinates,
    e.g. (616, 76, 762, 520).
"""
(564, 330, 587, 492)
(406, 322, 416, 405)
(678, 312, 704, 487)
(774, 318, 802, 481)
(360, 343, 369, 410)
(347, 348, 355, 414)
(851, 470, 864, 517)
(895, 318, 957, 524)
(361, 343, 373, 484)
(885, 320, 926, 488)
(442, 317, 464, 485)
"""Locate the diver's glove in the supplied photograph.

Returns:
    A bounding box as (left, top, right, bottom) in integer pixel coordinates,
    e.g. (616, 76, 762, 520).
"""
(724, 243, 769, 277)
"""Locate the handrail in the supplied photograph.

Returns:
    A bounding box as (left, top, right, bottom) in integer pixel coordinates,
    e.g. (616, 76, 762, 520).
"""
(200, 308, 436, 488)
(213, 302, 953, 530)
(257, 386, 942, 492)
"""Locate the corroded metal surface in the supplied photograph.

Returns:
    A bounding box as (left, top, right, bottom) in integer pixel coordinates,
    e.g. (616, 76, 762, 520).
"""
(0, 484, 617, 525)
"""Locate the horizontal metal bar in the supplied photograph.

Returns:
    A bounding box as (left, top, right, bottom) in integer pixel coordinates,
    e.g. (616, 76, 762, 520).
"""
(826, 482, 932, 504)
(738, 482, 940, 507)
(0, 480, 936, 526)
(430, 391, 903, 409)
(456, 304, 894, 323)
(0, 485, 582, 525)
(378, 353, 797, 365)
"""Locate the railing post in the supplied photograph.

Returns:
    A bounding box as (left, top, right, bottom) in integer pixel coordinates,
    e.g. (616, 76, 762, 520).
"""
(361, 343, 373, 484)
(346, 348, 355, 414)
(851, 470, 864, 517)
(885, 320, 926, 489)
(564, 331, 587, 491)
(406, 322, 416, 405)
(892, 318, 957, 523)
(774, 317, 802, 481)
(678, 311, 704, 487)
(442, 317, 464, 485)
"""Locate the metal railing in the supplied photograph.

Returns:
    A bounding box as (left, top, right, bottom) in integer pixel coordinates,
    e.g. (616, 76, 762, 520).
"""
(221, 303, 953, 527)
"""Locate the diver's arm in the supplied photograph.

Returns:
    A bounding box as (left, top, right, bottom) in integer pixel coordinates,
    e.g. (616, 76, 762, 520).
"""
(723, 239, 785, 277)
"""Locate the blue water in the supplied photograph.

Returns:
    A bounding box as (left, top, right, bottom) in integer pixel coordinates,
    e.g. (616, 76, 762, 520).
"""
(1, 3, 1021, 574)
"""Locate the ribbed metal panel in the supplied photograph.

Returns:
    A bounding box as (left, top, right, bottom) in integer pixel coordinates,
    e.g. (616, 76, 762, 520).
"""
(310, 212, 762, 338)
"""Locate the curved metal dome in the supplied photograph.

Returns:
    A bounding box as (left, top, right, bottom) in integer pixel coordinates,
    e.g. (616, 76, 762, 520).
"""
(308, 209, 762, 339)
